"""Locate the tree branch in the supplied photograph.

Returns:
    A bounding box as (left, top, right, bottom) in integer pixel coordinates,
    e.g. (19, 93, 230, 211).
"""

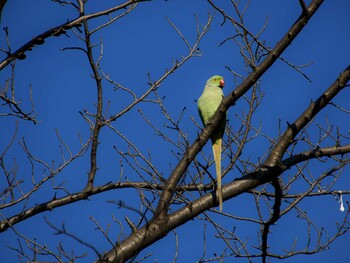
(155, 0, 324, 218)
(261, 179, 282, 263)
(0, 0, 148, 71)
(100, 16, 350, 262)
(264, 64, 350, 167)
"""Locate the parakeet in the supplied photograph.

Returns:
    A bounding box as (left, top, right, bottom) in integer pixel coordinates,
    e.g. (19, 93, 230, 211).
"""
(197, 75, 226, 211)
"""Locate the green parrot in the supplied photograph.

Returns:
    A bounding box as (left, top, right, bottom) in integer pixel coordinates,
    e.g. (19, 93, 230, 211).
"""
(197, 75, 226, 211)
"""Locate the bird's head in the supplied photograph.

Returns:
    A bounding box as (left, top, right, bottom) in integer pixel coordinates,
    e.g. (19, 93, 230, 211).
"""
(207, 75, 224, 89)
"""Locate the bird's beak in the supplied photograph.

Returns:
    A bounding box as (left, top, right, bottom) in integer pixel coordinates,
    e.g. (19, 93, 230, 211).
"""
(219, 79, 225, 88)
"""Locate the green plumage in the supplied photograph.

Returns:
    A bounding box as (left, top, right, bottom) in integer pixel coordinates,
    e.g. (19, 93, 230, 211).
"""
(198, 75, 226, 211)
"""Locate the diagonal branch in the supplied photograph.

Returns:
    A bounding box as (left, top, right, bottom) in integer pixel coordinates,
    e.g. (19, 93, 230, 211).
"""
(99, 1, 327, 261)
(264, 64, 350, 167)
(208, 0, 313, 82)
(109, 54, 349, 263)
(155, 0, 325, 217)
(0, 0, 148, 71)
(2, 126, 348, 234)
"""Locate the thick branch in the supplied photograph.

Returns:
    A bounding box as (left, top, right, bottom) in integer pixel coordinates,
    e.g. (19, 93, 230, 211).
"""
(104, 24, 350, 263)
(265, 64, 350, 166)
(3, 140, 349, 233)
(99, 1, 326, 261)
(155, 0, 324, 217)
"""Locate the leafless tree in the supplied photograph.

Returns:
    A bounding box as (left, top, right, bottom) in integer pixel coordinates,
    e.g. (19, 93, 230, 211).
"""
(1, 0, 349, 262)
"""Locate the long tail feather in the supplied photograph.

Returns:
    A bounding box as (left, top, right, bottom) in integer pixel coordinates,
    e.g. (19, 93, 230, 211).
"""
(212, 139, 223, 211)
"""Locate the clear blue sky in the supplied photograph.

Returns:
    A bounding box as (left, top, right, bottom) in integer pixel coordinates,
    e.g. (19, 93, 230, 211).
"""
(1, 0, 349, 262)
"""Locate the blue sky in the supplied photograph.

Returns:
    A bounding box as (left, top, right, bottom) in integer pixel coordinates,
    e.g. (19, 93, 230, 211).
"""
(0, 0, 350, 262)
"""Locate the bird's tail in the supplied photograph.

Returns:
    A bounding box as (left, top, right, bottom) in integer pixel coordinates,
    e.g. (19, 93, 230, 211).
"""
(212, 139, 223, 211)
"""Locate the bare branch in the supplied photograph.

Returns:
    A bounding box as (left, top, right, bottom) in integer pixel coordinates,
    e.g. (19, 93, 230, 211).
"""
(265, 65, 350, 167)
(0, 0, 149, 71)
(261, 179, 282, 263)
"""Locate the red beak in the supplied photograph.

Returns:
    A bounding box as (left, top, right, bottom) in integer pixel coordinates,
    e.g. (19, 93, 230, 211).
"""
(219, 79, 225, 88)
